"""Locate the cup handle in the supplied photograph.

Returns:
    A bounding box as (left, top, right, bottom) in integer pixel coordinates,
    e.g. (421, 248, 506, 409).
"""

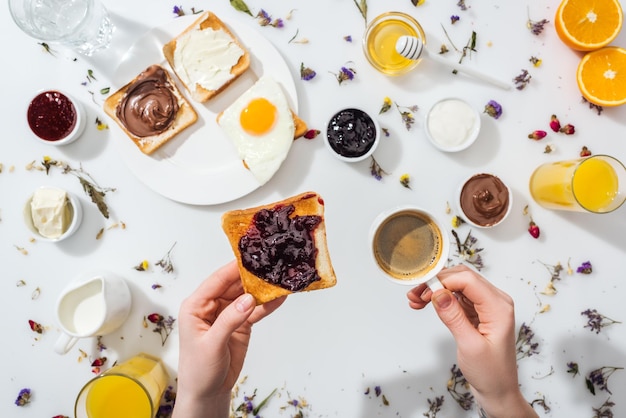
(426, 276, 445, 293)
(54, 332, 78, 355)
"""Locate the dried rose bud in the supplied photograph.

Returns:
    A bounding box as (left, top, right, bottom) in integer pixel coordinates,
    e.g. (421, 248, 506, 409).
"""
(91, 357, 107, 367)
(147, 313, 164, 324)
(528, 221, 540, 239)
(549, 114, 561, 132)
(560, 123, 575, 135)
(303, 129, 320, 139)
(29, 319, 43, 334)
(580, 146, 592, 157)
(528, 130, 547, 140)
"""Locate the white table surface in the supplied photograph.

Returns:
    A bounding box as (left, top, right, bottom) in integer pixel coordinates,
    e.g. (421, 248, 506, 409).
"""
(2, 0, 626, 417)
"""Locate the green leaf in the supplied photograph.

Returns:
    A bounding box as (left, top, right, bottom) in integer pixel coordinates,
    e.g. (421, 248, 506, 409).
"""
(230, 0, 253, 16)
(353, 0, 367, 22)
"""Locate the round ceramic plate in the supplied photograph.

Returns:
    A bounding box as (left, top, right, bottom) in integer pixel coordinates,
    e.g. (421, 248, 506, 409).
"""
(112, 15, 298, 205)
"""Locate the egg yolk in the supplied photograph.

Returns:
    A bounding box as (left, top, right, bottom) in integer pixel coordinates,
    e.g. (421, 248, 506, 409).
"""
(240, 98, 277, 136)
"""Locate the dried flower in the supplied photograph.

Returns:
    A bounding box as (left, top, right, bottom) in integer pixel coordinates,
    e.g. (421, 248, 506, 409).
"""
(15, 388, 31, 406)
(530, 56, 542, 67)
(581, 309, 621, 334)
(447, 364, 474, 410)
(457, 0, 467, 11)
(527, 12, 550, 36)
(582, 97, 603, 115)
(451, 229, 484, 270)
(147, 313, 176, 346)
(580, 146, 592, 157)
(344, 35, 352, 42)
(516, 322, 539, 360)
(395, 102, 418, 130)
(151, 283, 163, 290)
(288, 29, 308, 44)
(544, 144, 554, 153)
(577, 261, 592, 274)
(134, 260, 149, 271)
(95, 117, 109, 130)
(353, 0, 367, 23)
(528, 130, 547, 140)
(91, 357, 107, 367)
(424, 396, 444, 418)
(172, 5, 184, 16)
(451, 215, 465, 228)
(484, 100, 502, 119)
(399, 174, 411, 189)
(586, 366, 623, 395)
(379, 97, 392, 114)
(560, 123, 575, 135)
(332, 65, 357, 85)
(256, 9, 283, 27)
(514, 69, 532, 90)
(451, 15, 460, 24)
(549, 114, 561, 132)
(592, 398, 615, 417)
(370, 156, 388, 181)
(381, 127, 389, 137)
(303, 129, 320, 139)
(28, 319, 44, 334)
(156, 242, 177, 274)
(567, 361, 580, 377)
(530, 395, 551, 413)
(39, 42, 56, 55)
(524, 205, 541, 238)
(412, 0, 426, 5)
(300, 63, 316, 81)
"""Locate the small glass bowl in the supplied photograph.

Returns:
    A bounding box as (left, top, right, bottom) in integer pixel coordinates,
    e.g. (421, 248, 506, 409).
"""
(325, 107, 381, 163)
(27, 90, 86, 146)
(425, 98, 481, 152)
(457, 173, 512, 228)
(24, 187, 83, 242)
(363, 11, 426, 76)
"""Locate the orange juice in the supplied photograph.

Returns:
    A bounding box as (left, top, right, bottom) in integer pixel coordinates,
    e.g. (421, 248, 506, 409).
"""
(86, 375, 152, 418)
(76, 353, 169, 418)
(364, 12, 425, 75)
(529, 155, 625, 213)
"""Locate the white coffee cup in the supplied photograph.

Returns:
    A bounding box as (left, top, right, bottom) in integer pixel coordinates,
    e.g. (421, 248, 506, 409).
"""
(54, 271, 131, 355)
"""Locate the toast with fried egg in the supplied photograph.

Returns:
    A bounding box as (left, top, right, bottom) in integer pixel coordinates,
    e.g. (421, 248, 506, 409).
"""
(163, 11, 250, 103)
(222, 192, 337, 305)
(103, 64, 198, 155)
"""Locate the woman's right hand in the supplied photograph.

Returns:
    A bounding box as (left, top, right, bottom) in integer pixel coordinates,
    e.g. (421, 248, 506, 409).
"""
(407, 265, 538, 418)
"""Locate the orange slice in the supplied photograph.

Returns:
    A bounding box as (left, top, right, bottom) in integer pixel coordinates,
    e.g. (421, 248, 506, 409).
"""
(555, 0, 623, 51)
(577, 47, 626, 106)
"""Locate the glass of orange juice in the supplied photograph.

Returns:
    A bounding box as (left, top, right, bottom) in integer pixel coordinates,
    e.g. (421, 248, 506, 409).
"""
(75, 353, 169, 418)
(363, 12, 426, 76)
(529, 155, 626, 213)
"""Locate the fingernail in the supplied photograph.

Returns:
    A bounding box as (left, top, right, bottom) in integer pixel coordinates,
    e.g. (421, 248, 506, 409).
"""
(433, 290, 453, 310)
(236, 294, 255, 312)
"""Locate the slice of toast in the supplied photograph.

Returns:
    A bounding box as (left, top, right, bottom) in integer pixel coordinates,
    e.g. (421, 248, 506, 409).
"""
(103, 64, 197, 155)
(222, 192, 337, 304)
(163, 11, 250, 103)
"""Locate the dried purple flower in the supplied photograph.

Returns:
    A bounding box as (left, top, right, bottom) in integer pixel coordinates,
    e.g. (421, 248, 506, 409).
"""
(516, 323, 539, 360)
(577, 261, 592, 274)
(172, 6, 184, 16)
(581, 309, 621, 334)
(300, 63, 317, 81)
(395, 102, 418, 130)
(592, 398, 615, 417)
(447, 364, 474, 410)
(484, 100, 502, 119)
(332, 66, 356, 85)
(15, 388, 31, 406)
(374, 386, 382, 396)
(256, 9, 283, 27)
(370, 156, 388, 181)
(567, 361, 580, 377)
(586, 367, 623, 395)
(451, 15, 460, 24)
(451, 230, 484, 271)
(527, 17, 550, 35)
(147, 313, 176, 346)
(344, 35, 352, 42)
(457, 0, 467, 11)
(514, 69, 532, 90)
(424, 396, 445, 418)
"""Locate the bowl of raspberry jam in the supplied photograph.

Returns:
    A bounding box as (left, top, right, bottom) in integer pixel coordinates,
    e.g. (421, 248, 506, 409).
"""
(27, 90, 86, 145)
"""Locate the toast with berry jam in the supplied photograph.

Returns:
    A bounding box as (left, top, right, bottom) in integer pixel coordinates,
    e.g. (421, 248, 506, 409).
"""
(221, 192, 337, 304)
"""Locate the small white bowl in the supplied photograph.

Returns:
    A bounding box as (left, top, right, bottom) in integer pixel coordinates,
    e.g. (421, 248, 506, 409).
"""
(425, 97, 480, 152)
(325, 107, 381, 162)
(23, 187, 83, 242)
(457, 173, 512, 228)
(27, 90, 86, 146)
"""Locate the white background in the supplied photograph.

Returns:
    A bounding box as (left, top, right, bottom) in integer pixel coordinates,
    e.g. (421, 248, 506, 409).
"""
(2, 0, 625, 417)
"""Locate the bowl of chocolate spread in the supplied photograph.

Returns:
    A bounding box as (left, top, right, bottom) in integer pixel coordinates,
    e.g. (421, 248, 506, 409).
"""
(458, 173, 512, 228)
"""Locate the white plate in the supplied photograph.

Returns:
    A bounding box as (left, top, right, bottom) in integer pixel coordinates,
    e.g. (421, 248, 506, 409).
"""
(112, 16, 298, 205)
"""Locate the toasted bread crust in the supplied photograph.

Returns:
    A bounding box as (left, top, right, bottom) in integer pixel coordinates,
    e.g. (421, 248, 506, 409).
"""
(163, 11, 250, 103)
(222, 192, 337, 304)
(103, 65, 197, 155)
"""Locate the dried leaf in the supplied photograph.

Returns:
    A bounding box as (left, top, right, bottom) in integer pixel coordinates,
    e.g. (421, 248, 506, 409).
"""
(230, 0, 253, 16)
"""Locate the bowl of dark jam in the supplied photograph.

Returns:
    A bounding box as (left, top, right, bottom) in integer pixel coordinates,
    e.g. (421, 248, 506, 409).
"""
(27, 90, 86, 146)
(325, 107, 380, 162)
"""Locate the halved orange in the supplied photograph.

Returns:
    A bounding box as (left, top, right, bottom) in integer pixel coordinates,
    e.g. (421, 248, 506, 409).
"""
(577, 47, 626, 106)
(555, 0, 623, 51)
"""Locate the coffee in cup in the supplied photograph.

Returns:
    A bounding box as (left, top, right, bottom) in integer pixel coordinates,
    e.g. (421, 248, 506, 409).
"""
(370, 206, 449, 286)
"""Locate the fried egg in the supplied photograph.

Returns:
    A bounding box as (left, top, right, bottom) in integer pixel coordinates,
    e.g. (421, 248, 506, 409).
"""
(218, 76, 295, 185)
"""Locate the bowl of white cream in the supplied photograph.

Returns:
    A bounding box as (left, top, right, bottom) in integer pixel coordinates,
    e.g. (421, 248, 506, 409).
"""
(424, 98, 481, 152)
(23, 186, 83, 242)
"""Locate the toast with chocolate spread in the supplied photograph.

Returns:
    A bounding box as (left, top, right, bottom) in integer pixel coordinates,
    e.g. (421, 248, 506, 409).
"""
(222, 192, 337, 304)
(103, 64, 198, 155)
(163, 11, 251, 103)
